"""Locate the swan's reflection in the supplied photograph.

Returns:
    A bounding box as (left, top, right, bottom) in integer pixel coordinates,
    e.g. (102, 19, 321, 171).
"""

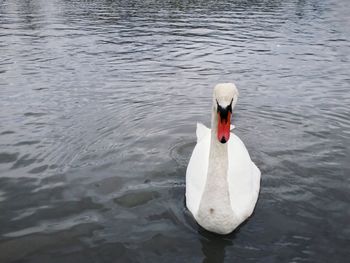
(199, 228, 234, 263)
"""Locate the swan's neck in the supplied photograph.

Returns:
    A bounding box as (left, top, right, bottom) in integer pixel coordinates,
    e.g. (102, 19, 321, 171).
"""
(196, 106, 234, 233)
(208, 108, 228, 184)
(206, 106, 230, 195)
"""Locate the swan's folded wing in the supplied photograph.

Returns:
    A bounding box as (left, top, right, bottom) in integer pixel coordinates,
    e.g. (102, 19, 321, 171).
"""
(227, 133, 260, 220)
(186, 130, 210, 216)
(196, 123, 210, 142)
(251, 161, 261, 200)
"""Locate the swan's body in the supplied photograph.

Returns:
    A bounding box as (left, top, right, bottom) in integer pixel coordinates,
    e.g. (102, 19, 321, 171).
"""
(186, 83, 261, 234)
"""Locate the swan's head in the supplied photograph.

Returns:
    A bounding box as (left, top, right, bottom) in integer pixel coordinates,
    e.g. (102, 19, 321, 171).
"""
(213, 83, 239, 144)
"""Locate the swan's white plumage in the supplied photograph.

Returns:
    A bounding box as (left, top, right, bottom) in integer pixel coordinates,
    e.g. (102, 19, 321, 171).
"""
(186, 83, 260, 234)
(186, 123, 261, 233)
(186, 123, 211, 216)
(227, 132, 261, 221)
(196, 122, 210, 142)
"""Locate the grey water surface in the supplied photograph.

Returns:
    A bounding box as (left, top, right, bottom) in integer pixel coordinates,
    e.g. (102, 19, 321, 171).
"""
(0, 0, 349, 262)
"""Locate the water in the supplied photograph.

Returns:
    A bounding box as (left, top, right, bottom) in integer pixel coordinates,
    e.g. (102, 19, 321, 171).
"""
(0, 0, 349, 262)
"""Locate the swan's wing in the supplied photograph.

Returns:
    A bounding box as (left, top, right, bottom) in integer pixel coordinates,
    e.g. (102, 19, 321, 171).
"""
(196, 123, 210, 142)
(186, 129, 210, 216)
(227, 133, 261, 220)
(250, 161, 261, 210)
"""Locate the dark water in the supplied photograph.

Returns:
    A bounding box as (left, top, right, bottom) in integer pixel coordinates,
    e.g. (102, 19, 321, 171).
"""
(1, 0, 349, 262)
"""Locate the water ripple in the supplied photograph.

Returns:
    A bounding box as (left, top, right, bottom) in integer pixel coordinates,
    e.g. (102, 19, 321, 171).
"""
(0, 0, 349, 262)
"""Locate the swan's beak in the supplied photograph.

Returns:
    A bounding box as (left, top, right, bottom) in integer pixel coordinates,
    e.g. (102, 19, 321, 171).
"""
(217, 103, 232, 144)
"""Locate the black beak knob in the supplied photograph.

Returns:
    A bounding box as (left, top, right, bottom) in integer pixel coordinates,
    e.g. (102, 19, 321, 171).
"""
(216, 99, 233, 123)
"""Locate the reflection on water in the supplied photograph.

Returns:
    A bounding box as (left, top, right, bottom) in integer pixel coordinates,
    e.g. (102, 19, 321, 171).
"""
(1, 0, 350, 262)
(199, 229, 233, 263)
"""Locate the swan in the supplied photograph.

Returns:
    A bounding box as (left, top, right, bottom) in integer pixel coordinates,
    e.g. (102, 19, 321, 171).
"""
(186, 83, 261, 235)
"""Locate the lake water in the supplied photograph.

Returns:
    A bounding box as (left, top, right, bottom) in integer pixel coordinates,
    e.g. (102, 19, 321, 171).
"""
(0, 0, 349, 262)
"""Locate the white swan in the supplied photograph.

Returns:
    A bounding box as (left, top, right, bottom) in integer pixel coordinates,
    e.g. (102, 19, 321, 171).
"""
(186, 83, 261, 234)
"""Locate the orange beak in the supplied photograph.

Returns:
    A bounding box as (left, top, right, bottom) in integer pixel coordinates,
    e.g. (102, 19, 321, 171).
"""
(217, 111, 231, 143)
